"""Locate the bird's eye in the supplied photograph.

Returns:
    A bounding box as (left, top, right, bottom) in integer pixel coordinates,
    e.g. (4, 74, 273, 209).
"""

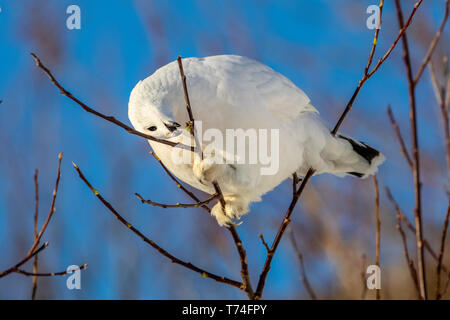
(147, 126, 157, 132)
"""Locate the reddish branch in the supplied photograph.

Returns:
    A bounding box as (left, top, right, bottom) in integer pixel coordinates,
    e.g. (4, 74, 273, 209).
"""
(73, 163, 242, 289)
(256, 0, 423, 299)
(360, 254, 368, 300)
(385, 187, 420, 297)
(430, 59, 450, 185)
(436, 203, 450, 299)
(15, 264, 88, 277)
(32, 170, 39, 299)
(148, 150, 253, 298)
(254, 168, 315, 299)
(135, 192, 219, 208)
(395, 0, 427, 299)
(0, 242, 49, 279)
(30, 53, 193, 152)
(1, 154, 60, 278)
(332, 0, 423, 135)
(372, 175, 381, 300)
(386, 188, 450, 276)
(0, 154, 87, 291)
(27, 152, 63, 256)
(413, 0, 449, 86)
(290, 231, 317, 300)
(387, 106, 413, 169)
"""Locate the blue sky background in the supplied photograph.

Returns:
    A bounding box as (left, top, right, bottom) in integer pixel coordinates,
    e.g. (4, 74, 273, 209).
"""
(0, 0, 448, 299)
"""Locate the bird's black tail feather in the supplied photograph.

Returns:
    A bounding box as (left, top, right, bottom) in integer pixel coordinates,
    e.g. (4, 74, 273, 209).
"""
(337, 134, 382, 178)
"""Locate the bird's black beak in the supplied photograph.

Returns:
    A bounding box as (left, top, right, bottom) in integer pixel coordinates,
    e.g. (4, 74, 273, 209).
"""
(164, 121, 181, 132)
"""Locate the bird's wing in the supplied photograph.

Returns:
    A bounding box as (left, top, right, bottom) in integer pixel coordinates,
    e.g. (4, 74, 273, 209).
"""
(201, 55, 317, 121)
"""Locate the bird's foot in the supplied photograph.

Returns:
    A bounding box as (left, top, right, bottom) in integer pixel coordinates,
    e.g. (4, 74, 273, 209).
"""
(193, 157, 221, 185)
(211, 195, 249, 227)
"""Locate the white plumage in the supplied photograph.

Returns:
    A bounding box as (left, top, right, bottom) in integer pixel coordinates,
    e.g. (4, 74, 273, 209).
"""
(128, 55, 385, 226)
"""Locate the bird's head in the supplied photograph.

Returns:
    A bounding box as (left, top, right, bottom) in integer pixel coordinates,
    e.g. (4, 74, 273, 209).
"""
(128, 80, 183, 140)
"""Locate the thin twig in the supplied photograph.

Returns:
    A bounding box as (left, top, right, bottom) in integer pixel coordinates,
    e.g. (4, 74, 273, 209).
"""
(385, 187, 421, 297)
(364, 0, 384, 77)
(212, 181, 254, 298)
(430, 59, 450, 185)
(255, 168, 315, 299)
(135, 192, 219, 208)
(372, 175, 381, 300)
(27, 152, 63, 256)
(1, 153, 63, 280)
(292, 173, 299, 197)
(15, 264, 88, 277)
(32, 170, 39, 300)
(413, 0, 449, 86)
(258, 234, 270, 253)
(332, 0, 423, 135)
(149, 150, 255, 298)
(387, 105, 413, 168)
(73, 163, 243, 289)
(289, 231, 317, 300)
(177, 56, 202, 157)
(398, 214, 421, 298)
(395, 0, 427, 299)
(0, 242, 49, 278)
(149, 151, 211, 213)
(430, 59, 445, 107)
(386, 189, 450, 275)
(227, 224, 253, 298)
(441, 277, 450, 299)
(360, 254, 368, 300)
(436, 202, 450, 299)
(30, 53, 193, 152)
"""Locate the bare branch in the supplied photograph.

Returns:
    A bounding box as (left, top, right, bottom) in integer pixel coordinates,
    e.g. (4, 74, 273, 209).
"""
(360, 254, 368, 300)
(372, 175, 381, 300)
(72, 163, 243, 289)
(290, 231, 317, 300)
(386, 189, 450, 276)
(255, 168, 315, 299)
(395, 0, 427, 299)
(385, 187, 420, 297)
(177, 56, 202, 157)
(332, 0, 423, 135)
(364, 0, 384, 77)
(27, 152, 63, 256)
(430, 59, 450, 185)
(258, 234, 270, 253)
(413, 0, 449, 85)
(0, 242, 49, 279)
(387, 105, 413, 169)
(30, 53, 194, 152)
(149, 151, 211, 213)
(32, 169, 39, 300)
(149, 151, 254, 298)
(292, 173, 299, 197)
(436, 202, 450, 299)
(15, 264, 88, 277)
(135, 192, 219, 208)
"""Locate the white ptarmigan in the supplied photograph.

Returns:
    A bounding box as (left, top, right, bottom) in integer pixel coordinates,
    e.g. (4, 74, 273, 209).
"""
(128, 55, 385, 226)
